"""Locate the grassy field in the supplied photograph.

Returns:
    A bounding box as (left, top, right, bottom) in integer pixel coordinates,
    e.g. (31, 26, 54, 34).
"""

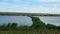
(0, 29, 60, 34)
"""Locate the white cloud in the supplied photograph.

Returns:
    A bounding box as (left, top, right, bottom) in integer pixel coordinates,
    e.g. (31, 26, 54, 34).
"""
(0, 3, 60, 14)
(21, 6, 60, 14)
(45, 4, 60, 8)
(0, 1, 60, 14)
(51, 4, 60, 8)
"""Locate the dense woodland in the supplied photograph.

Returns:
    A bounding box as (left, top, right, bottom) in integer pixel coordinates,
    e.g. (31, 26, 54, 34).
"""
(0, 16, 60, 31)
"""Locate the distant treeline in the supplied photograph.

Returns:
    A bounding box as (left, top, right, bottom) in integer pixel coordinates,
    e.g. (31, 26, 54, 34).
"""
(0, 12, 60, 16)
(0, 17, 60, 31)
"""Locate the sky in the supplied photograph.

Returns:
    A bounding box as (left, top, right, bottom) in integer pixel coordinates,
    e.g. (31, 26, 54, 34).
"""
(0, 0, 60, 14)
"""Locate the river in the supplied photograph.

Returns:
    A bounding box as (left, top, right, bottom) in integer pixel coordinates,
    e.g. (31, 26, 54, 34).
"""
(0, 15, 60, 26)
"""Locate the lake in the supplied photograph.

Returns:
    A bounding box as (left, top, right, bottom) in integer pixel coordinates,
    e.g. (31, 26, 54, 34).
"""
(0, 15, 60, 26)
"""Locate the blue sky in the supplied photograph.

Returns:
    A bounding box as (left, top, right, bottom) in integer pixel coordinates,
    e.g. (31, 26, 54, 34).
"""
(0, 0, 60, 14)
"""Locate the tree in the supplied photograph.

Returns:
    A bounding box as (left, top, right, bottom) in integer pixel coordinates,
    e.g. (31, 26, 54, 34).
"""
(7, 23, 11, 27)
(10, 22, 17, 30)
(57, 26, 60, 30)
(11, 23, 17, 27)
(6, 23, 11, 30)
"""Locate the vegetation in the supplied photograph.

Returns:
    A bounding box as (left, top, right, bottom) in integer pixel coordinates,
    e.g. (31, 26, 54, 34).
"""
(0, 12, 60, 16)
(0, 16, 60, 34)
(30, 17, 46, 29)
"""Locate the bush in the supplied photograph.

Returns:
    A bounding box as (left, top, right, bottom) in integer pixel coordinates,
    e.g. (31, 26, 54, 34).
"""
(46, 24, 57, 30)
(30, 17, 46, 29)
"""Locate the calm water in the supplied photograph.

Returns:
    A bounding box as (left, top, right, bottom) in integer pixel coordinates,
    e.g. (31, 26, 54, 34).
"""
(39, 16, 60, 26)
(0, 15, 60, 26)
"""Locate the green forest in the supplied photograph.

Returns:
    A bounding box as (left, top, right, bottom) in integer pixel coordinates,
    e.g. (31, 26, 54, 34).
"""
(0, 16, 60, 34)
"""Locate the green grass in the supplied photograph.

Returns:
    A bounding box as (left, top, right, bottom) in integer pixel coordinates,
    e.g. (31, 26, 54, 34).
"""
(0, 29, 60, 34)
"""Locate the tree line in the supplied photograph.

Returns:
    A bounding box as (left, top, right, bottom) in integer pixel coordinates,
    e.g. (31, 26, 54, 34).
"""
(0, 16, 60, 31)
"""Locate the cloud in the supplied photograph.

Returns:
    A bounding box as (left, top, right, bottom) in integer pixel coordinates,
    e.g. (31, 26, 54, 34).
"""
(0, 2, 60, 14)
(20, 6, 60, 14)
(0, 0, 60, 14)
(43, 3, 60, 8)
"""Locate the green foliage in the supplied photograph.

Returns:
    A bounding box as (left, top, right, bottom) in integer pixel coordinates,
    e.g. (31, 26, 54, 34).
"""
(30, 17, 46, 29)
(57, 26, 60, 30)
(11, 23, 17, 29)
(46, 24, 57, 29)
(0, 24, 7, 30)
(7, 23, 11, 27)
(0, 23, 18, 31)
(19, 26, 30, 30)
